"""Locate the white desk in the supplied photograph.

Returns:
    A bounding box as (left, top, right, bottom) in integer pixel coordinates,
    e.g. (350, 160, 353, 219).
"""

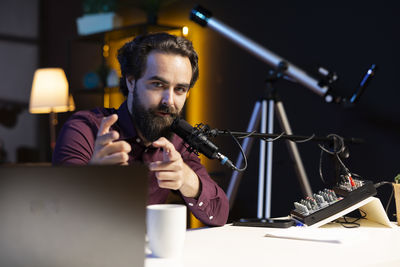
(146, 219, 400, 267)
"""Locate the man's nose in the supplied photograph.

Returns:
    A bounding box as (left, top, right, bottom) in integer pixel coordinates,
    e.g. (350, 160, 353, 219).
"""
(161, 88, 174, 106)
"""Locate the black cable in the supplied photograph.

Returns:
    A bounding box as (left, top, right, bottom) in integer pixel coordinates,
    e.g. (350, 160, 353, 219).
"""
(261, 131, 285, 142)
(236, 130, 257, 139)
(318, 135, 343, 184)
(235, 130, 316, 144)
(318, 134, 355, 184)
(318, 148, 326, 184)
(318, 134, 345, 156)
(374, 181, 392, 188)
(291, 133, 315, 143)
(226, 129, 315, 171)
(227, 130, 247, 172)
(336, 209, 367, 228)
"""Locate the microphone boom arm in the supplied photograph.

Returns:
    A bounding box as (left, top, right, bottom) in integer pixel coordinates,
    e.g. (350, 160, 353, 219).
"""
(210, 129, 363, 144)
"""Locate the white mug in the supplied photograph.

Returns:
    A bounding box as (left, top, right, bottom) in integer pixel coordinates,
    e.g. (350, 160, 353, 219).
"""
(146, 204, 187, 258)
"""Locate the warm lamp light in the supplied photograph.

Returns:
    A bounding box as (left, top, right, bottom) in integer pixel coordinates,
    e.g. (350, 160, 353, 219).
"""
(30, 68, 69, 113)
(29, 68, 73, 151)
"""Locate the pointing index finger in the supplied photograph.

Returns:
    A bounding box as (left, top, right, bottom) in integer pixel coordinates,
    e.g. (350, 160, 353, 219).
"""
(98, 114, 118, 136)
(152, 137, 179, 162)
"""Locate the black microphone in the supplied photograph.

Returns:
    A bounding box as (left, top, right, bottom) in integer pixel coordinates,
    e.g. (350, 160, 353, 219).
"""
(171, 118, 236, 170)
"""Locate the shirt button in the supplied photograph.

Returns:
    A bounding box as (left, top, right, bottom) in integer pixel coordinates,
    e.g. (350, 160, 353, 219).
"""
(198, 202, 203, 207)
(136, 138, 141, 143)
(209, 216, 214, 220)
(188, 203, 194, 206)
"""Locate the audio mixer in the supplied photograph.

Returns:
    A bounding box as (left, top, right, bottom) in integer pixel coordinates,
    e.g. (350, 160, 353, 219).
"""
(290, 176, 377, 226)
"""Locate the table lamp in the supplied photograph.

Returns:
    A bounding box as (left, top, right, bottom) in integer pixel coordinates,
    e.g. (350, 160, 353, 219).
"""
(29, 68, 75, 150)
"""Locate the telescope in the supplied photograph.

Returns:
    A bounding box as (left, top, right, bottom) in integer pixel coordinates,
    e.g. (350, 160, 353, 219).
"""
(190, 5, 376, 105)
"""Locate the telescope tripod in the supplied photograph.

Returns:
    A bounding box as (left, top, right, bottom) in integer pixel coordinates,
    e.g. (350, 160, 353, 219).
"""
(227, 69, 313, 220)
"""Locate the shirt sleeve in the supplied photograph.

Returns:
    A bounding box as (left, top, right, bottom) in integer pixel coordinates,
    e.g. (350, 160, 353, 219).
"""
(180, 153, 229, 227)
(52, 112, 98, 165)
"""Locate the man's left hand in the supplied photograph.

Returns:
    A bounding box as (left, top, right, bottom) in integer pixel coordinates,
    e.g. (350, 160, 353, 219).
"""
(149, 137, 200, 198)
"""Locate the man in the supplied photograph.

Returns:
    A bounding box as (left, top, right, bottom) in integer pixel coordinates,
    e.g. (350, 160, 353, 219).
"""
(53, 33, 229, 226)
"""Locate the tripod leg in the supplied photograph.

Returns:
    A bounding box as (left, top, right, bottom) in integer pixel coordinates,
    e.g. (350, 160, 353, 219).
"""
(226, 101, 262, 209)
(257, 100, 267, 218)
(262, 99, 275, 219)
(275, 101, 313, 197)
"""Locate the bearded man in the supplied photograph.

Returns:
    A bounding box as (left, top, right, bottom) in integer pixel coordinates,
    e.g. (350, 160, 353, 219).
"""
(53, 33, 229, 226)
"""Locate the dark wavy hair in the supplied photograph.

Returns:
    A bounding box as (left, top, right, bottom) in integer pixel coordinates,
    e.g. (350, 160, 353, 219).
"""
(117, 32, 199, 96)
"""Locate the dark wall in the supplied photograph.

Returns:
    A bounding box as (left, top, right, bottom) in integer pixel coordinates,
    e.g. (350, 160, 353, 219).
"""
(42, 0, 400, 221)
(39, 0, 83, 160)
(185, 0, 400, 221)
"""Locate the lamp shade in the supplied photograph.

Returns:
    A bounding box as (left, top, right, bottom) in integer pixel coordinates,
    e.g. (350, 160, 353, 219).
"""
(29, 68, 70, 114)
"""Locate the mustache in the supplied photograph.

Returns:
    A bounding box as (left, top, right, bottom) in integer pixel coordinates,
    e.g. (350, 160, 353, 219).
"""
(152, 104, 179, 116)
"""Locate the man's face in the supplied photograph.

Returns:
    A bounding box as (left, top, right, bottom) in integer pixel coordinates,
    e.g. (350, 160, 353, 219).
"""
(127, 51, 192, 142)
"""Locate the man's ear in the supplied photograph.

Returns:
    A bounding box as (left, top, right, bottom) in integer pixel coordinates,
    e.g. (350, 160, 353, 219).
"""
(126, 76, 136, 94)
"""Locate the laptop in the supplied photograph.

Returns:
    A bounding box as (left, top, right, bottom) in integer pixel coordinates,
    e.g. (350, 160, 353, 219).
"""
(0, 164, 148, 267)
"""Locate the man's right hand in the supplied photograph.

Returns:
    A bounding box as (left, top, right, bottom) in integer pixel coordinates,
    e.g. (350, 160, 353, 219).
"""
(89, 114, 131, 165)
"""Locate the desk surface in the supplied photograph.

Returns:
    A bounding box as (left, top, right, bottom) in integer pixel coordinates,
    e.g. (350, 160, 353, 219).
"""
(147, 219, 400, 267)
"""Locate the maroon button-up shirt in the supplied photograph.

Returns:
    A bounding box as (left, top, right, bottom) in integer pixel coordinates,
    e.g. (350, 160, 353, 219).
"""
(53, 101, 229, 226)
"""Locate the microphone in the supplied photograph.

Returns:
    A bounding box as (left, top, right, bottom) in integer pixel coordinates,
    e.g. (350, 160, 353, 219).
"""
(171, 118, 236, 170)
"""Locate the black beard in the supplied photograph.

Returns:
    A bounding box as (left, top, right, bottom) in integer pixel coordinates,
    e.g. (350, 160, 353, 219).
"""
(130, 90, 179, 142)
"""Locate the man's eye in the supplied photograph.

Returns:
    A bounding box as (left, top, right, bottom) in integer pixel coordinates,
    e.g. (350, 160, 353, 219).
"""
(175, 87, 188, 93)
(152, 82, 164, 88)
